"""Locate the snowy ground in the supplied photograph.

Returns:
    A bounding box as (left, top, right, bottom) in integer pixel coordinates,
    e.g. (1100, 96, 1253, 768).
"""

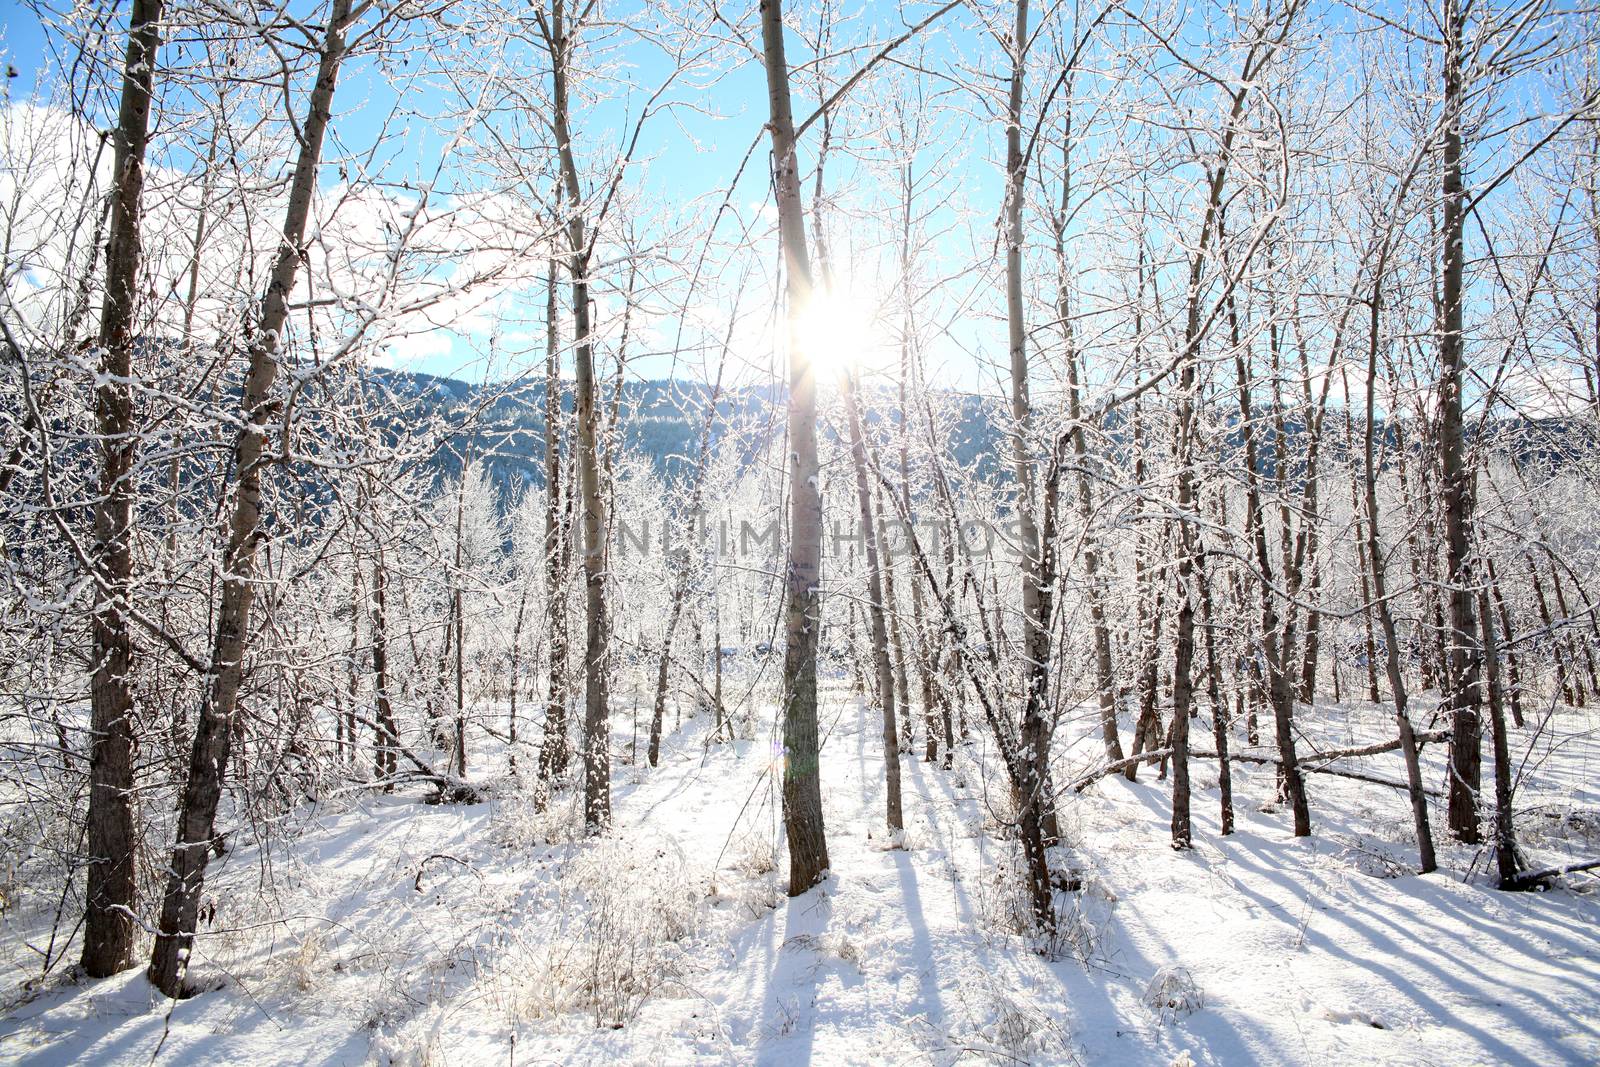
(4, 690, 1600, 1065)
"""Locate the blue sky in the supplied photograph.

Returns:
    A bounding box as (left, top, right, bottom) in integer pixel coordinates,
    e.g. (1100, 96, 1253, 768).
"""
(0, 0, 1018, 394)
(4, 0, 1589, 415)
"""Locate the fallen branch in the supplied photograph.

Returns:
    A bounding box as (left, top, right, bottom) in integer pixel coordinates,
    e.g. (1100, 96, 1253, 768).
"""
(348, 711, 481, 803)
(414, 853, 479, 892)
(1069, 748, 1173, 792)
(1300, 730, 1450, 765)
(1190, 749, 1441, 796)
(1066, 735, 1448, 798)
(1505, 856, 1600, 890)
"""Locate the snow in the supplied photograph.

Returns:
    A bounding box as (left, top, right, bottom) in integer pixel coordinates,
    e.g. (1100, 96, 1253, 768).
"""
(4, 694, 1599, 1065)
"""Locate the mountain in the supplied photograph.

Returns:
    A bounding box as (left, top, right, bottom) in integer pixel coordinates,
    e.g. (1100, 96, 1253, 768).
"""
(362, 368, 1599, 507)
(368, 369, 1011, 499)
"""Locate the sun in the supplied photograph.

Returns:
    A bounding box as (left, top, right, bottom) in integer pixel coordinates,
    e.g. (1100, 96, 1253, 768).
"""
(794, 286, 882, 383)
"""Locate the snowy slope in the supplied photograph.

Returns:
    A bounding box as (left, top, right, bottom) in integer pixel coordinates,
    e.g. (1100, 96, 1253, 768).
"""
(3, 693, 1599, 1065)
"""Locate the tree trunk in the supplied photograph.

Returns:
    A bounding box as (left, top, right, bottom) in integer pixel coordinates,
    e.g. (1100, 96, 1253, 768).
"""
(82, 0, 163, 979)
(1484, 555, 1524, 726)
(546, 1, 611, 832)
(1480, 588, 1526, 887)
(1298, 553, 1325, 702)
(539, 251, 570, 782)
(760, 0, 830, 895)
(1526, 552, 1571, 704)
(508, 584, 529, 772)
(1198, 553, 1232, 835)
(1364, 262, 1437, 875)
(1001, 0, 1058, 919)
(1230, 290, 1310, 837)
(1054, 108, 1125, 771)
(1169, 276, 1208, 849)
(342, 563, 361, 763)
(452, 462, 468, 778)
(148, 0, 353, 998)
(647, 589, 683, 765)
(897, 344, 939, 764)
(1169, 354, 1200, 847)
(1439, 0, 1483, 844)
(877, 490, 913, 754)
(1346, 450, 1383, 703)
(648, 367, 725, 764)
(1548, 564, 1595, 705)
(372, 551, 398, 785)
(843, 370, 903, 835)
(712, 594, 726, 739)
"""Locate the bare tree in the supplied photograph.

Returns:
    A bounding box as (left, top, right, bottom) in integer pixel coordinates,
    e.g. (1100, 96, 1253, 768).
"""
(1436, 0, 1483, 844)
(81, 0, 163, 979)
(760, 0, 830, 894)
(538, 0, 613, 832)
(841, 364, 904, 835)
(149, 0, 358, 997)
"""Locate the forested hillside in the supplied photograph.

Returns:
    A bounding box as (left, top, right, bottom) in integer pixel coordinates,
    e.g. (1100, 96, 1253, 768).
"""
(361, 370, 1009, 495)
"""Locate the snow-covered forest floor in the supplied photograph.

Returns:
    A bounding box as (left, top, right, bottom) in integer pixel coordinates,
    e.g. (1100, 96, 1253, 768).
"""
(4, 690, 1599, 1066)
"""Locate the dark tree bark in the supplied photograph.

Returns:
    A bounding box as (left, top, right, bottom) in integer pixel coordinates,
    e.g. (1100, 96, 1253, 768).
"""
(1479, 588, 1526, 887)
(451, 457, 468, 779)
(878, 492, 913, 755)
(148, 0, 354, 997)
(538, 250, 571, 782)
(1200, 563, 1233, 835)
(542, 0, 611, 832)
(372, 549, 398, 785)
(82, 0, 163, 979)
(341, 563, 361, 764)
(712, 594, 726, 739)
(1439, 0, 1484, 844)
(1226, 260, 1309, 835)
(1484, 555, 1523, 727)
